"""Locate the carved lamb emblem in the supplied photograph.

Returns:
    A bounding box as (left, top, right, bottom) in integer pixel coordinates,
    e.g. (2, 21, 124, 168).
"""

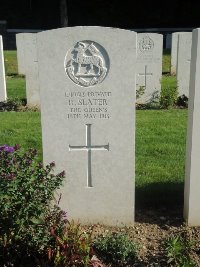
(64, 40, 109, 87)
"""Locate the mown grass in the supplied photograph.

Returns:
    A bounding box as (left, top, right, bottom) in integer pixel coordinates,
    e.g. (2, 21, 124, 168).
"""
(136, 109, 187, 207)
(6, 77, 26, 99)
(4, 50, 26, 100)
(0, 112, 42, 160)
(163, 48, 171, 73)
(4, 50, 18, 76)
(161, 75, 177, 89)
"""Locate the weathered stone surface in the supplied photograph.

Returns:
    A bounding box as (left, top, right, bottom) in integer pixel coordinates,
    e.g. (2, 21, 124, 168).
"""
(176, 32, 192, 96)
(184, 28, 200, 226)
(37, 26, 136, 226)
(171, 32, 179, 75)
(171, 32, 192, 76)
(136, 33, 163, 104)
(24, 33, 40, 106)
(16, 33, 26, 75)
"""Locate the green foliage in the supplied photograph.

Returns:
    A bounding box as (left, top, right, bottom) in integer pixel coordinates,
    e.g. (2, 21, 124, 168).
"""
(160, 81, 178, 109)
(0, 145, 66, 266)
(94, 232, 138, 266)
(0, 97, 26, 111)
(162, 49, 171, 73)
(47, 220, 98, 267)
(164, 234, 197, 267)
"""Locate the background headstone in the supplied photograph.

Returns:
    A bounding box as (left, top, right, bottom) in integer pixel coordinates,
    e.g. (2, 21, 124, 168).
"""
(171, 32, 180, 75)
(176, 32, 192, 96)
(0, 35, 7, 102)
(37, 26, 136, 226)
(136, 33, 163, 104)
(184, 28, 200, 226)
(16, 33, 26, 75)
(24, 33, 40, 107)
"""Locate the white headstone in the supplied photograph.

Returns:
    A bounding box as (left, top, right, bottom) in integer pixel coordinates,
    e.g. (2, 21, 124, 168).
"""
(0, 35, 6, 102)
(171, 32, 179, 75)
(171, 32, 191, 75)
(184, 28, 200, 226)
(37, 26, 136, 226)
(176, 32, 192, 96)
(16, 33, 26, 75)
(24, 33, 40, 107)
(136, 33, 163, 104)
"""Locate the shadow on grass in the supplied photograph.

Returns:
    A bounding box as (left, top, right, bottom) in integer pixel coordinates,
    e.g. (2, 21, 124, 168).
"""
(135, 181, 184, 225)
(6, 73, 25, 78)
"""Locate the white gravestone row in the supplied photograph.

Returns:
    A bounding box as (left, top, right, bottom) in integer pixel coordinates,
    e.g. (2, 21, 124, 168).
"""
(15, 26, 200, 227)
(171, 32, 192, 76)
(176, 32, 192, 97)
(171, 32, 180, 75)
(16, 32, 164, 107)
(24, 33, 40, 107)
(16, 33, 40, 106)
(136, 33, 163, 104)
(0, 35, 6, 102)
(37, 26, 136, 226)
(184, 28, 200, 226)
(16, 33, 26, 75)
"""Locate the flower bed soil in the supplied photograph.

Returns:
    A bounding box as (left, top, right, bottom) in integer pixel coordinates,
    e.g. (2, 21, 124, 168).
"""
(83, 206, 200, 266)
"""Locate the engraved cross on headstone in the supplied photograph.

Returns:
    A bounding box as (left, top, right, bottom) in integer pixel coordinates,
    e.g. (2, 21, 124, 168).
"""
(138, 65, 153, 89)
(69, 124, 109, 187)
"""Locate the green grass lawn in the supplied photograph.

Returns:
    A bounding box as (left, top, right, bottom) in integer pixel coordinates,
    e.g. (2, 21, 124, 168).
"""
(161, 75, 177, 88)
(4, 50, 19, 76)
(0, 112, 42, 159)
(6, 76, 26, 99)
(136, 109, 187, 208)
(4, 50, 26, 100)
(163, 48, 171, 73)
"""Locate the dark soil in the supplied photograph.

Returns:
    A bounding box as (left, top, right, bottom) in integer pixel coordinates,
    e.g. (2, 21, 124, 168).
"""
(83, 206, 200, 266)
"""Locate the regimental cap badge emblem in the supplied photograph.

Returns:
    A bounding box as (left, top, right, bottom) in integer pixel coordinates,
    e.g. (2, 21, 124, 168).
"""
(64, 40, 109, 87)
(139, 34, 154, 52)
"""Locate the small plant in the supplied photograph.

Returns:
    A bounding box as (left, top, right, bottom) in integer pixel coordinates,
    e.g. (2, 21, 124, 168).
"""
(0, 97, 27, 111)
(48, 220, 102, 267)
(160, 85, 178, 109)
(164, 234, 197, 267)
(0, 144, 66, 266)
(93, 232, 138, 266)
